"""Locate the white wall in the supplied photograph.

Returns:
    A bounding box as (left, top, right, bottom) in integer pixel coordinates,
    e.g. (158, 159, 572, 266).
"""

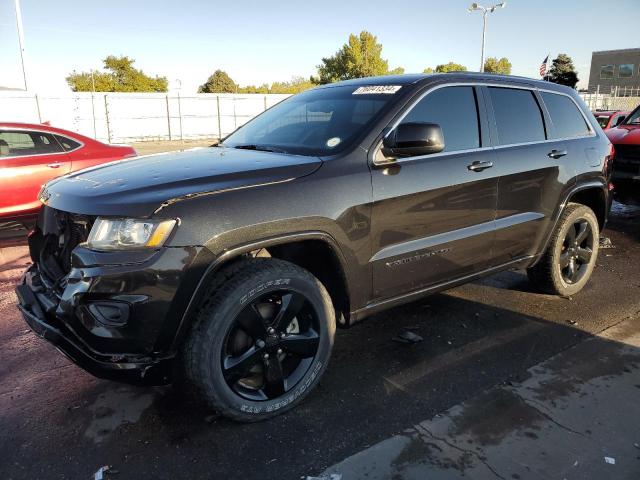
(0, 92, 291, 143)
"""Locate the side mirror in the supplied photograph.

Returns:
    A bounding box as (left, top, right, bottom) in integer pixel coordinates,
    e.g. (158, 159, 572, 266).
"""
(614, 115, 626, 127)
(382, 122, 445, 159)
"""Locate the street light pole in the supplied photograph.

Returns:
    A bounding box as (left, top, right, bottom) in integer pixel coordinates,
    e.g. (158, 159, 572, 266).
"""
(468, 2, 507, 73)
(14, 0, 28, 91)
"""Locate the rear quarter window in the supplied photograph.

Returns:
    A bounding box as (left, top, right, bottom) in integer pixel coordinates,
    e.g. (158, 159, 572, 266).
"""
(54, 134, 82, 151)
(541, 92, 591, 139)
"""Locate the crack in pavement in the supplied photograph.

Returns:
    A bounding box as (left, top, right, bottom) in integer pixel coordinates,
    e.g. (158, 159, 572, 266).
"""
(512, 394, 589, 439)
(415, 423, 508, 480)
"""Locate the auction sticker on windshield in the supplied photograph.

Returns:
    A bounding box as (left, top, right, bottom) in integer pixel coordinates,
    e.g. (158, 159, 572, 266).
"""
(353, 85, 402, 95)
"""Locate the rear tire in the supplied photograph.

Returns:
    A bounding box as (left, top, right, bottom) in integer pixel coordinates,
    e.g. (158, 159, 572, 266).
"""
(527, 203, 599, 297)
(184, 259, 335, 422)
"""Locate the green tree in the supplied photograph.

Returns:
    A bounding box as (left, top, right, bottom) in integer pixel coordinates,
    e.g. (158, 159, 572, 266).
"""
(269, 77, 317, 94)
(238, 83, 270, 94)
(434, 62, 468, 73)
(548, 54, 579, 88)
(66, 56, 168, 92)
(387, 67, 405, 75)
(317, 31, 390, 83)
(483, 57, 512, 74)
(423, 62, 468, 74)
(198, 70, 238, 93)
(237, 77, 316, 94)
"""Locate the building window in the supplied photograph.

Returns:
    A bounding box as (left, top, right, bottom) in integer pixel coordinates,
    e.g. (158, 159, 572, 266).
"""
(618, 64, 634, 78)
(600, 65, 614, 79)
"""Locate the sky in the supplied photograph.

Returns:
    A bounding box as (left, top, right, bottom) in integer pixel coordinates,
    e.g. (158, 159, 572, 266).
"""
(1, 0, 639, 93)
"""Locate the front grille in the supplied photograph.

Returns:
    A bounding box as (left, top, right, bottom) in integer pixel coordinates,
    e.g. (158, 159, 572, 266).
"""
(35, 207, 94, 287)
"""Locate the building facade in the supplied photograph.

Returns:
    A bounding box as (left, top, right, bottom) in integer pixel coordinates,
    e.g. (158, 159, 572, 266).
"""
(588, 48, 640, 94)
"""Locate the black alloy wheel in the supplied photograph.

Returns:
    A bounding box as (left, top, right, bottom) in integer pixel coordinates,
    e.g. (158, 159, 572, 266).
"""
(527, 202, 600, 297)
(222, 290, 321, 401)
(184, 258, 335, 422)
(559, 218, 595, 285)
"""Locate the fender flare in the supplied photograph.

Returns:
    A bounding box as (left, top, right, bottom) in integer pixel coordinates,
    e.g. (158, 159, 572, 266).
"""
(532, 180, 609, 266)
(169, 231, 351, 351)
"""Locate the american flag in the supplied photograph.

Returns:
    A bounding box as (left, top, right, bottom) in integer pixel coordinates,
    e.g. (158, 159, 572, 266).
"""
(540, 55, 549, 78)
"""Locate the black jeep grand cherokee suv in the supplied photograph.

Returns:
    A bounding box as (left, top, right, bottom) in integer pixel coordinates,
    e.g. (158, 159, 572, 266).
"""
(17, 73, 613, 421)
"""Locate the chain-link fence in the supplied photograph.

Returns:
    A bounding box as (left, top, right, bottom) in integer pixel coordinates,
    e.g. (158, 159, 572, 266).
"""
(580, 85, 640, 111)
(0, 92, 291, 143)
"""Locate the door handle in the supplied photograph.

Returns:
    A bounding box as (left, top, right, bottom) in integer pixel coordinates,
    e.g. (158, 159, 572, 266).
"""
(467, 160, 494, 172)
(548, 149, 568, 159)
(47, 162, 61, 168)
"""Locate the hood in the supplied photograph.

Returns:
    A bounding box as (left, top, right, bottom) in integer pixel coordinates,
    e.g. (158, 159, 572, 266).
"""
(605, 125, 640, 145)
(40, 147, 322, 217)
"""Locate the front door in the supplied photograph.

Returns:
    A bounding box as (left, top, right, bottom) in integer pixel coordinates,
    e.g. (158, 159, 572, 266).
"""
(370, 85, 498, 301)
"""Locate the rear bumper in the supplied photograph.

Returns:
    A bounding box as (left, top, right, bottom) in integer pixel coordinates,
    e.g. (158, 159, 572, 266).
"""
(16, 274, 175, 385)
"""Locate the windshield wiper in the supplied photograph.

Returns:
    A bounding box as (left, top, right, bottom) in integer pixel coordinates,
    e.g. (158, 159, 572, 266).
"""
(232, 144, 287, 154)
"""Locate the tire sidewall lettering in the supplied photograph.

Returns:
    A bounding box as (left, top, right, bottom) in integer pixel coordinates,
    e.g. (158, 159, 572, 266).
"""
(237, 361, 323, 414)
(239, 278, 291, 305)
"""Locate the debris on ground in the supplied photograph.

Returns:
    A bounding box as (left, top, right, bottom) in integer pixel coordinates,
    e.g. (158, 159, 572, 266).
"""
(600, 237, 615, 249)
(392, 331, 423, 344)
(604, 456, 616, 465)
(567, 320, 578, 326)
(94, 466, 111, 480)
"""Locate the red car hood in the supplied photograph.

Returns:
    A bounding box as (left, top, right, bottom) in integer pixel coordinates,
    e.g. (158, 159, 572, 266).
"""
(606, 125, 640, 145)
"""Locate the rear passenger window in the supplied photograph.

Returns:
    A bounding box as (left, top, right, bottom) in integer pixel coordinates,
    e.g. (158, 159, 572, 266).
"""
(0, 130, 63, 157)
(402, 86, 480, 152)
(488, 87, 546, 145)
(541, 92, 591, 139)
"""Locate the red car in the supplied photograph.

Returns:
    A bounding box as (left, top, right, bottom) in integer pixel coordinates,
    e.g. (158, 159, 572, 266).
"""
(594, 110, 629, 130)
(0, 122, 136, 232)
(605, 105, 640, 197)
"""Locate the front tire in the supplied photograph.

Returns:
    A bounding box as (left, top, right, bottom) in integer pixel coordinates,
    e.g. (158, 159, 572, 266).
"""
(184, 259, 335, 422)
(527, 203, 599, 297)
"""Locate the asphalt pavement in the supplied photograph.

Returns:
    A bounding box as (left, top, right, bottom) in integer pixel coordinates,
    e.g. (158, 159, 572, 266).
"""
(1, 202, 639, 480)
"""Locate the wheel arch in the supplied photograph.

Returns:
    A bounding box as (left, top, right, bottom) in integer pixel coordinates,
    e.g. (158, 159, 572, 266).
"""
(170, 231, 352, 351)
(531, 181, 609, 269)
(566, 184, 608, 231)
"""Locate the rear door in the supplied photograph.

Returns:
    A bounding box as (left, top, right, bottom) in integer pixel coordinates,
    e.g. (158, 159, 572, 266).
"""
(0, 129, 72, 219)
(486, 86, 592, 264)
(370, 85, 499, 300)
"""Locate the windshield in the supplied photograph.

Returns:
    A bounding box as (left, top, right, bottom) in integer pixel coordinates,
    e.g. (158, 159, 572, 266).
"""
(221, 85, 401, 156)
(595, 115, 610, 128)
(624, 107, 640, 125)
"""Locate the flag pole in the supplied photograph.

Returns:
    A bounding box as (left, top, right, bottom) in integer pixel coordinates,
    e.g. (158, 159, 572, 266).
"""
(544, 52, 550, 81)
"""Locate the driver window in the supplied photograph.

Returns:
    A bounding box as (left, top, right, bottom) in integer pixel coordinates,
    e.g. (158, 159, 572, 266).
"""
(400, 86, 481, 152)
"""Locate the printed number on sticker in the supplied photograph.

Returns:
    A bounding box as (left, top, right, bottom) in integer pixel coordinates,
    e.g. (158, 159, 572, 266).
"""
(353, 85, 402, 95)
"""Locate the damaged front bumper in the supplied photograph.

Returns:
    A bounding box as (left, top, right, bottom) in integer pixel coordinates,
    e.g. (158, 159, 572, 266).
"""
(16, 264, 175, 385)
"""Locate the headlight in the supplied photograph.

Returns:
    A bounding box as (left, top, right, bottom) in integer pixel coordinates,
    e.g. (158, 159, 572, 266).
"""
(86, 218, 177, 251)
